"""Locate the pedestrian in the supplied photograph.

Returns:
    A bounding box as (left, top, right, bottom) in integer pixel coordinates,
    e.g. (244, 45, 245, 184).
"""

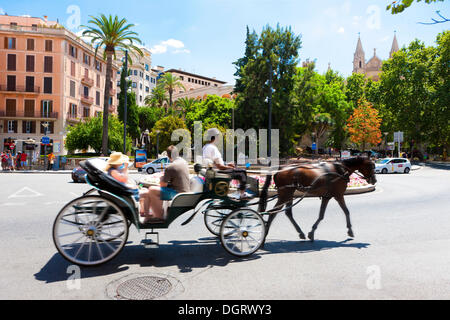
(7, 150, 14, 170)
(61, 156, 66, 170)
(16, 152, 21, 170)
(47, 152, 55, 170)
(20, 152, 27, 169)
(1, 151, 7, 171)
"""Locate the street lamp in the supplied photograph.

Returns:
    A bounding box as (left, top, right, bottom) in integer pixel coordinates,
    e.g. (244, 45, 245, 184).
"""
(122, 50, 129, 155)
(267, 59, 274, 166)
(42, 122, 49, 170)
(155, 130, 161, 158)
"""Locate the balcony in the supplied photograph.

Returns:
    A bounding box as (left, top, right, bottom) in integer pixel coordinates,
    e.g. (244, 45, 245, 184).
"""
(0, 110, 58, 119)
(81, 95, 94, 105)
(81, 76, 94, 87)
(0, 85, 40, 94)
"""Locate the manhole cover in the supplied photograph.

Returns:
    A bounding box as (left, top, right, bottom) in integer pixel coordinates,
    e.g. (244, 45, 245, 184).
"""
(116, 276, 172, 300)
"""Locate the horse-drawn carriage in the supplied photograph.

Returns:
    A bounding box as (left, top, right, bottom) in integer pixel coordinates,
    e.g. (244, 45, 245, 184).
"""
(52, 157, 376, 267)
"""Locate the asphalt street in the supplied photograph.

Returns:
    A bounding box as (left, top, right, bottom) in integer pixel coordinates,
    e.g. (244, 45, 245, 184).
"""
(0, 166, 449, 300)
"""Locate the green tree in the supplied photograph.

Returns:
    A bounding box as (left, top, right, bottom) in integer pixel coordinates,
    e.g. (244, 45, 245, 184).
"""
(144, 83, 168, 109)
(150, 116, 189, 154)
(387, 0, 444, 14)
(185, 95, 235, 132)
(82, 14, 142, 155)
(345, 73, 366, 109)
(233, 26, 259, 93)
(66, 115, 132, 154)
(137, 106, 163, 133)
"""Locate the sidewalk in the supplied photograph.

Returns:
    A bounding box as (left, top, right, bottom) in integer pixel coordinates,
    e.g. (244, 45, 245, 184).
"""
(0, 169, 141, 174)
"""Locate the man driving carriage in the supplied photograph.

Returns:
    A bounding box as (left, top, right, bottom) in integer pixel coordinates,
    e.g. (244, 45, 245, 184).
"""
(202, 129, 252, 200)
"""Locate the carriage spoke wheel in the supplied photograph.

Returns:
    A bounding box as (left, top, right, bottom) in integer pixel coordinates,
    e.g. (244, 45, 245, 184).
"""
(220, 209, 266, 257)
(204, 207, 232, 236)
(52, 196, 129, 267)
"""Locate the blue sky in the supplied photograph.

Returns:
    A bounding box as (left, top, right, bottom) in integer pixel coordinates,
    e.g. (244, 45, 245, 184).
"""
(1, 0, 448, 84)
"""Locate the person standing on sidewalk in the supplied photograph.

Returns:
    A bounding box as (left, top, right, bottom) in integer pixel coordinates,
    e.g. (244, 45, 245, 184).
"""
(47, 152, 55, 170)
(20, 152, 27, 169)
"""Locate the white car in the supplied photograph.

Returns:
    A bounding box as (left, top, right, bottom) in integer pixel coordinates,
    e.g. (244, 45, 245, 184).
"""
(142, 157, 170, 174)
(375, 158, 411, 174)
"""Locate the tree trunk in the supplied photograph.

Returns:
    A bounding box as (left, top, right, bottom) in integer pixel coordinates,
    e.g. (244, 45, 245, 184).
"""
(102, 51, 113, 155)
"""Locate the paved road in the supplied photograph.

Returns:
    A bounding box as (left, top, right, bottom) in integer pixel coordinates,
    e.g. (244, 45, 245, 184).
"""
(0, 166, 449, 300)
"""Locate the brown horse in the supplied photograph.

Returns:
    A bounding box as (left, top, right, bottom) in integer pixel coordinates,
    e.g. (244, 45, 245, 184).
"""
(259, 157, 377, 241)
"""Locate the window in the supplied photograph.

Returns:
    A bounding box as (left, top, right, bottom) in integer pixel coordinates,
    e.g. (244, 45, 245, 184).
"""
(25, 77, 35, 92)
(43, 77, 52, 94)
(140, 95, 142, 102)
(31, 24, 38, 31)
(146, 75, 150, 81)
(4, 37, 16, 49)
(7, 75, 16, 91)
(132, 82, 137, 88)
(27, 39, 35, 51)
(24, 100, 35, 117)
(145, 64, 149, 71)
(69, 103, 77, 117)
(96, 74, 100, 87)
(134, 70, 138, 76)
(7, 54, 16, 71)
(140, 83, 143, 90)
(83, 86, 89, 97)
(7, 120, 17, 133)
(71, 61, 76, 77)
(70, 81, 76, 97)
(6, 99, 16, 117)
(10, 22, 18, 29)
(44, 56, 53, 73)
(23, 121, 35, 134)
(96, 91, 100, 105)
(83, 107, 90, 118)
(95, 60, 102, 71)
(69, 45, 77, 58)
(140, 72, 143, 78)
(180, 76, 184, 81)
(45, 40, 53, 52)
(41, 100, 53, 117)
(145, 86, 149, 93)
(26, 55, 35, 72)
(359, 61, 362, 68)
(188, 78, 191, 82)
(83, 53, 90, 65)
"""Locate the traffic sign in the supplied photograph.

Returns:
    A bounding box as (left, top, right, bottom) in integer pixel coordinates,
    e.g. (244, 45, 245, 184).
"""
(312, 143, 317, 151)
(42, 136, 50, 145)
(394, 132, 404, 143)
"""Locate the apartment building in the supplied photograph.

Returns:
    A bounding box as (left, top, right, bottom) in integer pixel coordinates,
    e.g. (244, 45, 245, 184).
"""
(115, 47, 159, 106)
(0, 14, 118, 157)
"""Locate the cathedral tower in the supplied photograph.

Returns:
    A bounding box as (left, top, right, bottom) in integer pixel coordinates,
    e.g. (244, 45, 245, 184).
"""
(353, 34, 366, 74)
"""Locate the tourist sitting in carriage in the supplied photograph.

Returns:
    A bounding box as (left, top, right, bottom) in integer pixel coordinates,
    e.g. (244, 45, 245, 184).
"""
(138, 145, 190, 223)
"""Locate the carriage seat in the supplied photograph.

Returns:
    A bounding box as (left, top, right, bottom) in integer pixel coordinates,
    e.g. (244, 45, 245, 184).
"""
(80, 159, 136, 197)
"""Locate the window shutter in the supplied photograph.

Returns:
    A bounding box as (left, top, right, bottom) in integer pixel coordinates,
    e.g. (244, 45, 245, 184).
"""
(26, 55, 35, 72)
(44, 56, 53, 73)
(7, 54, 16, 71)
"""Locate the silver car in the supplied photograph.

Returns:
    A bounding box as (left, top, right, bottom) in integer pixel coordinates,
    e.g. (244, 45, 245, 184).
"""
(142, 157, 170, 174)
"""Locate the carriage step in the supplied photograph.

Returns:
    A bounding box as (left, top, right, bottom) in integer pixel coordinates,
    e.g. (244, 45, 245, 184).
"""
(141, 232, 160, 249)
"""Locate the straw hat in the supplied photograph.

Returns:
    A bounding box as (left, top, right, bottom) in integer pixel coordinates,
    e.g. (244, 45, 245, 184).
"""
(106, 152, 129, 166)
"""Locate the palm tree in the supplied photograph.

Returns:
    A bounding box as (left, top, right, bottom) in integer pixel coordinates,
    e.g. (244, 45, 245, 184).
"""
(82, 14, 143, 155)
(160, 72, 186, 111)
(144, 84, 168, 109)
(174, 97, 196, 118)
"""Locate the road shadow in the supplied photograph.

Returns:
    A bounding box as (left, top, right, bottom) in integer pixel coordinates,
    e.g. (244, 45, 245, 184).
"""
(34, 237, 369, 284)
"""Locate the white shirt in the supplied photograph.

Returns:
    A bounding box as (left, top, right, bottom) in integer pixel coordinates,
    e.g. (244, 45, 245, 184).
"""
(202, 143, 224, 167)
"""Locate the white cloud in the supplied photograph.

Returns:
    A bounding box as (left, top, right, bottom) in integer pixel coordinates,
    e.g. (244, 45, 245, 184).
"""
(0, 8, 5, 15)
(338, 27, 345, 34)
(150, 39, 190, 55)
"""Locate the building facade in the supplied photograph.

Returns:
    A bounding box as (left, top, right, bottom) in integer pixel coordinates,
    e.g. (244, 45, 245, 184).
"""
(352, 33, 399, 81)
(0, 15, 118, 158)
(115, 47, 159, 106)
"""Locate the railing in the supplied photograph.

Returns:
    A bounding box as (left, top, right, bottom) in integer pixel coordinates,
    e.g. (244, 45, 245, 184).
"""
(81, 95, 94, 105)
(0, 110, 58, 118)
(0, 85, 40, 94)
(81, 77, 94, 87)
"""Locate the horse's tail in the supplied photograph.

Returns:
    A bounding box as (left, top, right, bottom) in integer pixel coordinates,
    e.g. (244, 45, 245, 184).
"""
(258, 174, 273, 212)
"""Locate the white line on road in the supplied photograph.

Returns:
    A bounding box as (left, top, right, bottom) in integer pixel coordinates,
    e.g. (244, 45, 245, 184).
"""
(8, 187, 44, 199)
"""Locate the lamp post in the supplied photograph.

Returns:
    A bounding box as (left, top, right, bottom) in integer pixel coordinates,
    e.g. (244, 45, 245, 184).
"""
(267, 59, 273, 166)
(122, 50, 129, 155)
(156, 130, 160, 158)
(42, 122, 49, 170)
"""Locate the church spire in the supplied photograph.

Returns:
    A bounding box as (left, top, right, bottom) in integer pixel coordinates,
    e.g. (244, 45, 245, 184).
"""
(355, 33, 364, 56)
(390, 31, 399, 58)
(353, 33, 365, 74)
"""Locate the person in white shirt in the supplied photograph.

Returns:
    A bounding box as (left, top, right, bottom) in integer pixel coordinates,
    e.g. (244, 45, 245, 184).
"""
(202, 134, 250, 200)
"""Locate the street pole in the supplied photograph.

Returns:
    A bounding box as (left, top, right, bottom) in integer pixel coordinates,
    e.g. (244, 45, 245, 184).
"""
(156, 131, 160, 159)
(123, 50, 128, 155)
(268, 60, 272, 166)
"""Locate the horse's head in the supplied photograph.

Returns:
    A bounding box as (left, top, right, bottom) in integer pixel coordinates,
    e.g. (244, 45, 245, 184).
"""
(358, 157, 377, 185)
(342, 157, 377, 185)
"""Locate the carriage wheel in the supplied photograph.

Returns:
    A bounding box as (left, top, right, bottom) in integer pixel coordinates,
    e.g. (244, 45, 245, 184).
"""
(220, 208, 266, 257)
(52, 196, 129, 267)
(204, 207, 232, 236)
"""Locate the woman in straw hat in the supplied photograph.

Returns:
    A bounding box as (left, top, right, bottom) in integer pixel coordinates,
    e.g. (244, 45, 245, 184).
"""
(105, 152, 131, 184)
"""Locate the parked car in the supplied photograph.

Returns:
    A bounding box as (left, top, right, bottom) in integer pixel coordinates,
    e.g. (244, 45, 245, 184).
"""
(71, 157, 108, 183)
(375, 158, 411, 174)
(142, 157, 170, 175)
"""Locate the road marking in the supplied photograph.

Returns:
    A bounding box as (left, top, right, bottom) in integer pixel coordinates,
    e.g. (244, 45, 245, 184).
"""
(8, 187, 44, 199)
(0, 202, 26, 207)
